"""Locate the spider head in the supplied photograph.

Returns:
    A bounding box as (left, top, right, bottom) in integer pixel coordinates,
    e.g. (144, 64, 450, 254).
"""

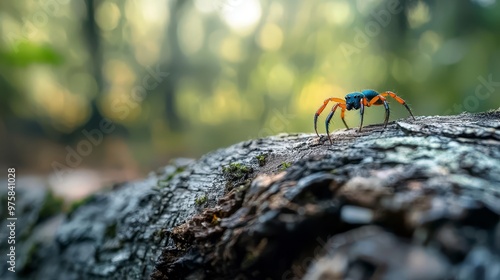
(345, 92, 363, 110)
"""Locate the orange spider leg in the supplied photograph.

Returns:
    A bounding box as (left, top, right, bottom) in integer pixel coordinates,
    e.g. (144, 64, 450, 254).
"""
(339, 105, 349, 130)
(325, 103, 348, 144)
(368, 95, 390, 128)
(380, 91, 415, 120)
(314, 97, 345, 136)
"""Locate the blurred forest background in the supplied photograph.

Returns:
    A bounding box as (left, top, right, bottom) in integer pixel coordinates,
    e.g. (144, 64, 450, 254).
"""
(1, 0, 500, 199)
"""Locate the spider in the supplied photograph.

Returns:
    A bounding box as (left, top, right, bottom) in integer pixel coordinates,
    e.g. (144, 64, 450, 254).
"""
(314, 89, 415, 144)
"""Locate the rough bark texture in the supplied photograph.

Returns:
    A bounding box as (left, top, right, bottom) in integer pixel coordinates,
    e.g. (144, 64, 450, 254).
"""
(1, 111, 499, 280)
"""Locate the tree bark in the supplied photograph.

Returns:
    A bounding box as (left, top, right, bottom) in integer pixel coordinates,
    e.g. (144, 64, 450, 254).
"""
(2, 110, 499, 280)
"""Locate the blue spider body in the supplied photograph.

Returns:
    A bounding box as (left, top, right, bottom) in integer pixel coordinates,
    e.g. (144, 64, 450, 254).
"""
(314, 89, 415, 144)
(345, 90, 380, 110)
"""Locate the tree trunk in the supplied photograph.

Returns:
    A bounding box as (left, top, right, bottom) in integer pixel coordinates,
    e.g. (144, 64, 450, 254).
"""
(2, 110, 499, 280)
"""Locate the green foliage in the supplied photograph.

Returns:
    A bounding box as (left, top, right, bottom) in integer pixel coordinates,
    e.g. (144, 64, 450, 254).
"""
(67, 195, 95, 216)
(279, 162, 292, 171)
(166, 167, 185, 181)
(222, 163, 252, 179)
(255, 154, 268, 166)
(158, 167, 186, 188)
(0, 42, 63, 67)
(195, 195, 208, 206)
(38, 190, 64, 222)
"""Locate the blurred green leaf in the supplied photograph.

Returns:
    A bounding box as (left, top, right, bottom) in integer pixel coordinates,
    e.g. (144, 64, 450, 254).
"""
(0, 42, 64, 67)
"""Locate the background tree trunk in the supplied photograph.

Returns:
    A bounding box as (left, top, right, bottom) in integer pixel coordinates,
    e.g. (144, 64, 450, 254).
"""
(2, 110, 499, 279)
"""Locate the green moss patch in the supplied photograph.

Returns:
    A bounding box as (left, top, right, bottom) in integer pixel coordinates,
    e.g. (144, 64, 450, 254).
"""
(222, 163, 252, 180)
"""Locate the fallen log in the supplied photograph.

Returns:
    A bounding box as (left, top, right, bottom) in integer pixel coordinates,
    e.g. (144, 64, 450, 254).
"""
(2, 110, 499, 279)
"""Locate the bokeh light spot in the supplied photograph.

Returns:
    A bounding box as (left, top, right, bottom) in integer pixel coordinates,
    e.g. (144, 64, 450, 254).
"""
(408, 1, 431, 29)
(257, 23, 283, 51)
(419, 31, 442, 54)
(435, 38, 468, 65)
(296, 78, 345, 114)
(96, 2, 121, 31)
(323, 1, 353, 26)
(221, 0, 261, 34)
(220, 35, 245, 62)
(103, 59, 136, 86)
